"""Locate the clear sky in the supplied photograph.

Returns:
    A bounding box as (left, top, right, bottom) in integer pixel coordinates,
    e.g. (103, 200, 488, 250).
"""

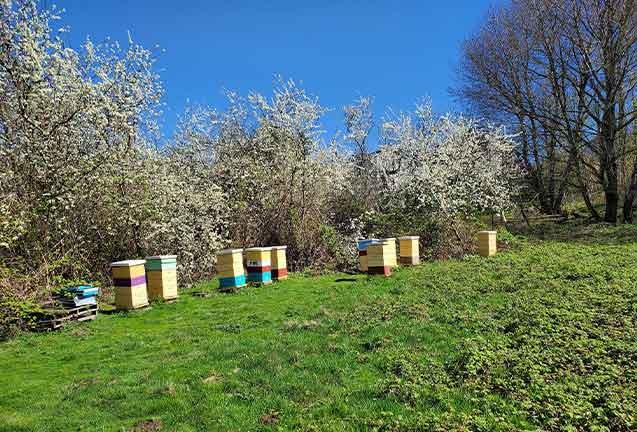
(50, 0, 495, 141)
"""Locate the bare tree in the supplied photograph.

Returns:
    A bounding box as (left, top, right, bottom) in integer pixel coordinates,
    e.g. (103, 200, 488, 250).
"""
(455, 0, 637, 223)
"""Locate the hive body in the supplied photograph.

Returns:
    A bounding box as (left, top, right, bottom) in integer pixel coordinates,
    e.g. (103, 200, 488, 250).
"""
(145, 255, 178, 301)
(246, 247, 272, 285)
(357, 239, 378, 272)
(381, 238, 398, 267)
(366, 241, 392, 276)
(271, 246, 288, 280)
(398, 236, 420, 266)
(477, 231, 497, 257)
(111, 259, 149, 310)
(217, 249, 247, 290)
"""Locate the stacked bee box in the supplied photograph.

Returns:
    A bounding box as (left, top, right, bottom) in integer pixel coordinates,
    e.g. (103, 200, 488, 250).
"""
(398, 236, 420, 266)
(35, 285, 100, 331)
(217, 249, 247, 291)
(246, 247, 272, 285)
(59, 285, 100, 307)
(145, 255, 178, 301)
(271, 246, 288, 280)
(381, 238, 399, 267)
(477, 231, 497, 257)
(111, 260, 149, 310)
(357, 239, 378, 272)
(366, 240, 392, 276)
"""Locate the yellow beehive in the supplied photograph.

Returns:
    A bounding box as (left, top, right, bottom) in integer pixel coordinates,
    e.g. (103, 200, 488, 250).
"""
(477, 231, 497, 257)
(271, 246, 288, 280)
(381, 238, 398, 267)
(359, 253, 368, 272)
(398, 236, 420, 266)
(115, 286, 149, 310)
(111, 262, 145, 280)
(246, 247, 272, 285)
(111, 259, 149, 310)
(217, 249, 246, 291)
(366, 241, 392, 276)
(145, 255, 178, 301)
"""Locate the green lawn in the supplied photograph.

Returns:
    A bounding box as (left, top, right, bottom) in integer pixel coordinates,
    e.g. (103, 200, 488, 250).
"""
(1, 224, 636, 431)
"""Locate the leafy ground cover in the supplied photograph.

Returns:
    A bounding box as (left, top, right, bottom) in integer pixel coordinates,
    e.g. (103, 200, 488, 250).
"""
(0, 223, 635, 431)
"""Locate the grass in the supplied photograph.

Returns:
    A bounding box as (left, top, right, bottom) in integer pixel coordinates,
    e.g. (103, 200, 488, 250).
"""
(0, 223, 636, 431)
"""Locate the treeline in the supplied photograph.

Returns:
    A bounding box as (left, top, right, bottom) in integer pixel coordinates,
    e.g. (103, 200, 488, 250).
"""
(455, 0, 637, 223)
(0, 0, 519, 333)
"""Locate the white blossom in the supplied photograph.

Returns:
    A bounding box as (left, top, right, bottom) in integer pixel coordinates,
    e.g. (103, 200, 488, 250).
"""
(376, 101, 521, 218)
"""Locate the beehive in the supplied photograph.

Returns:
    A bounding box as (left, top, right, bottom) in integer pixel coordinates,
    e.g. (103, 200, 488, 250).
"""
(111, 259, 149, 310)
(381, 238, 398, 267)
(398, 236, 420, 266)
(477, 231, 497, 257)
(246, 247, 272, 285)
(145, 255, 178, 301)
(217, 248, 247, 291)
(366, 240, 392, 276)
(357, 239, 378, 272)
(271, 246, 288, 280)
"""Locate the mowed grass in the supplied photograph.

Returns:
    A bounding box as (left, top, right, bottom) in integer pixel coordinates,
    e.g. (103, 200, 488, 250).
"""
(1, 223, 636, 431)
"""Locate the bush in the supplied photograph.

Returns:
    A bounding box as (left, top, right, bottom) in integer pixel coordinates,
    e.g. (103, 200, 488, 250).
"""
(0, 266, 42, 339)
(359, 210, 480, 260)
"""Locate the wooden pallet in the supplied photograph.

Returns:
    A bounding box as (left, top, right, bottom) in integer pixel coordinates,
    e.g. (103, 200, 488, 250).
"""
(34, 303, 98, 332)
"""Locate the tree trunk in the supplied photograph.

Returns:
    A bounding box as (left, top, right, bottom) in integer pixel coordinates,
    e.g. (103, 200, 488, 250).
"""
(574, 159, 600, 221)
(603, 161, 619, 223)
(624, 188, 636, 223)
(552, 148, 577, 215)
(571, 142, 600, 221)
(623, 161, 637, 223)
(604, 190, 619, 223)
(581, 187, 600, 221)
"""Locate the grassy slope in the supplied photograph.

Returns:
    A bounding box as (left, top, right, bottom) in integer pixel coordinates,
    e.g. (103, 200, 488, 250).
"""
(0, 223, 635, 431)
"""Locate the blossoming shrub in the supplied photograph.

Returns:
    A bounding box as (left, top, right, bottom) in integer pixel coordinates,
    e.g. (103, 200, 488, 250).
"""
(0, 1, 228, 319)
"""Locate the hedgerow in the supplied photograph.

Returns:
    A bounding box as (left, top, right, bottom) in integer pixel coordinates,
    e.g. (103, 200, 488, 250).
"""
(0, 1, 521, 330)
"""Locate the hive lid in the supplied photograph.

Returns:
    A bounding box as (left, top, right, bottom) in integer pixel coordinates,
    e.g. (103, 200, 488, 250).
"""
(271, 245, 288, 250)
(145, 255, 177, 260)
(398, 236, 420, 240)
(369, 240, 390, 246)
(381, 237, 396, 240)
(66, 284, 95, 290)
(246, 247, 272, 251)
(111, 259, 146, 267)
(477, 230, 497, 234)
(357, 239, 380, 250)
(356, 238, 379, 244)
(217, 248, 243, 255)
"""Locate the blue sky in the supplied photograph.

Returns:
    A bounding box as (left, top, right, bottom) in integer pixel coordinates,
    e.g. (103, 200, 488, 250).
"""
(51, 0, 495, 141)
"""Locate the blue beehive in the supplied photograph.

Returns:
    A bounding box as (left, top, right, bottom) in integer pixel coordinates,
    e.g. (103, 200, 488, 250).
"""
(61, 285, 100, 307)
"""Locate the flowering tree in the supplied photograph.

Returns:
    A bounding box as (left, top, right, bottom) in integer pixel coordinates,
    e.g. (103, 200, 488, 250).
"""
(0, 0, 228, 301)
(178, 78, 343, 268)
(377, 102, 521, 220)
(343, 96, 374, 163)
